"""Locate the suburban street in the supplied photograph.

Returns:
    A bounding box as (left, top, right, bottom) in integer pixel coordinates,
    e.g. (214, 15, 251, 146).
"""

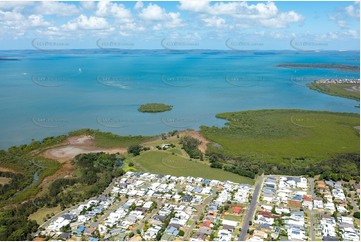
(132, 201, 164, 234)
(308, 178, 316, 241)
(184, 191, 217, 240)
(239, 175, 264, 241)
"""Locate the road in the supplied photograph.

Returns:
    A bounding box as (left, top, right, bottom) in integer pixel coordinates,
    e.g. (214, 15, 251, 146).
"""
(308, 178, 316, 241)
(132, 201, 163, 234)
(351, 196, 360, 212)
(92, 197, 126, 228)
(184, 191, 217, 240)
(239, 175, 264, 241)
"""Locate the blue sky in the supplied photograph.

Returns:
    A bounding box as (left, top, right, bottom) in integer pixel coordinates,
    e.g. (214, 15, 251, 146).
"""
(0, 1, 359, 50)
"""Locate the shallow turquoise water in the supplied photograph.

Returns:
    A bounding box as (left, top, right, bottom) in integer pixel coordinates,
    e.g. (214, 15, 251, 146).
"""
(0, 50, 359, 149)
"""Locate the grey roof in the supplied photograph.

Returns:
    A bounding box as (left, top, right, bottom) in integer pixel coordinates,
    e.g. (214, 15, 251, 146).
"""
(197, 227, 212, 235)
(58, 232, 71, 239)
(322, 236, 339, 241)
(325, 181, 335, 187)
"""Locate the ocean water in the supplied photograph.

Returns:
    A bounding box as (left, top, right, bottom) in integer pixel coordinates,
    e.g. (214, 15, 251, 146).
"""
(0, 50, 359, 149)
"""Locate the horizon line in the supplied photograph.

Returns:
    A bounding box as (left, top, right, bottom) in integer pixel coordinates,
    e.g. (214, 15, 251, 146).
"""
(0, 48, 360, 52)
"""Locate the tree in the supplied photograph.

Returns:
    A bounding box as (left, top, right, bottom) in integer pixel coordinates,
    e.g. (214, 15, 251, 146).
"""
(179, 136, 203, 159)
(128, 145, 142, 156)
(330, 173, 339, 181)
(343, 174, 351, 182)
(271, 206, 276, 214)
(136, 229, 141, 234)
(332, 211, 338, 221)
(178, 230, 185, 236)
(353, 212, 360, 219)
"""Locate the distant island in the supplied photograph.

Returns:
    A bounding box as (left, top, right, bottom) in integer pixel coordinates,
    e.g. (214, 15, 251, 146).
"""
(307, 78, 360, 101)
(277, 63, 360, 72)
(138, 103, 173, 113)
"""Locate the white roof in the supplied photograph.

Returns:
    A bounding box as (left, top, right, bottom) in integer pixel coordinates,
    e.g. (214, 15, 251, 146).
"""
(222, 219, 238, 227)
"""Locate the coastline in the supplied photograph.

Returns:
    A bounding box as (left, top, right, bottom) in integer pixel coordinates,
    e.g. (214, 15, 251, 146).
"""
(307, 79, 360, 101)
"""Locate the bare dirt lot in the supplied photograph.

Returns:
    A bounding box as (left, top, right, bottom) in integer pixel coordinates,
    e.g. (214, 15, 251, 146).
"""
(0, 166, 17, 173)
(181, 130, 209, 153)
(36, 135, 127, 197)
(43, 135, 127, 162)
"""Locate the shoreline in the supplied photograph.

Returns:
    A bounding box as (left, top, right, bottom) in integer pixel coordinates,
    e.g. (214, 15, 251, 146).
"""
(307, 79, 360, 101)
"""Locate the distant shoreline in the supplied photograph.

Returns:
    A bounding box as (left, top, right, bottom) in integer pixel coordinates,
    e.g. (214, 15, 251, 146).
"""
(307, 79, 360, 101)
(277, 63, 360, 72)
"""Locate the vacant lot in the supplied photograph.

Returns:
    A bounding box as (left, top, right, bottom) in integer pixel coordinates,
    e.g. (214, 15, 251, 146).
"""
(129, 150, 254, 184)
(28, 205, 62, 225)
(201, 109, 360, 165)
(0, 177, 11, 185)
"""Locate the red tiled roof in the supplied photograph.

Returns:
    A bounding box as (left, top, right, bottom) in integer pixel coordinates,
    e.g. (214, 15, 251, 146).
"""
(201, 220, 212, 228)
(33, 238, 45, 241)
(233, 206, 243, 213)
(258, 210, 279, 218)
(288, 200, 301, 208)
(303, 195, 312, 201)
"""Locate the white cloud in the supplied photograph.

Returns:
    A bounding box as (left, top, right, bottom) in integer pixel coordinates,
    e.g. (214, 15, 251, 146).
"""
(28, 15, 50, 27)
(178, 0, 210, 12)
(35, 2, 79, 16)
(260, 11, 303, 28)
(138, 3, 183, 29)
(0, 1, 34, 10)
(329, 2, 360, 28)
(166, 12, 183, 28)
(110, 4, 132, 20)
(202, 16, 226, 28)
(62, 15, 110, 31)
(95, 1, 132, 23)
(139, 4, 166, 21)
(134, 1, 143, 10)
(95, 0, 109, 16)
(36, 26, 63, 37)
(179, 1, 303, 28)
(319, 29, 360, 40)
(81, 1, 96, 11)
(0, 10, 53, 38)
(345, 5, 360, 18)
(342, 29, 359, 38)
(0, 10, 24, 21)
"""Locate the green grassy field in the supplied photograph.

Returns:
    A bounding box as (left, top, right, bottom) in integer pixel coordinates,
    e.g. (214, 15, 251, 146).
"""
(128, 150, 254, 184)
(93, 131, 154, 148)
(28, 205, 61, 224)
(67, 129, 155, 148)
(308, 82, 360, 100)
(201, 109, 360, 165)
(223, 215, 242, 221)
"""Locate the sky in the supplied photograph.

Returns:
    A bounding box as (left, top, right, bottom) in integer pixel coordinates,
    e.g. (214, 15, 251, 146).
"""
(0, 0, 359, 50)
